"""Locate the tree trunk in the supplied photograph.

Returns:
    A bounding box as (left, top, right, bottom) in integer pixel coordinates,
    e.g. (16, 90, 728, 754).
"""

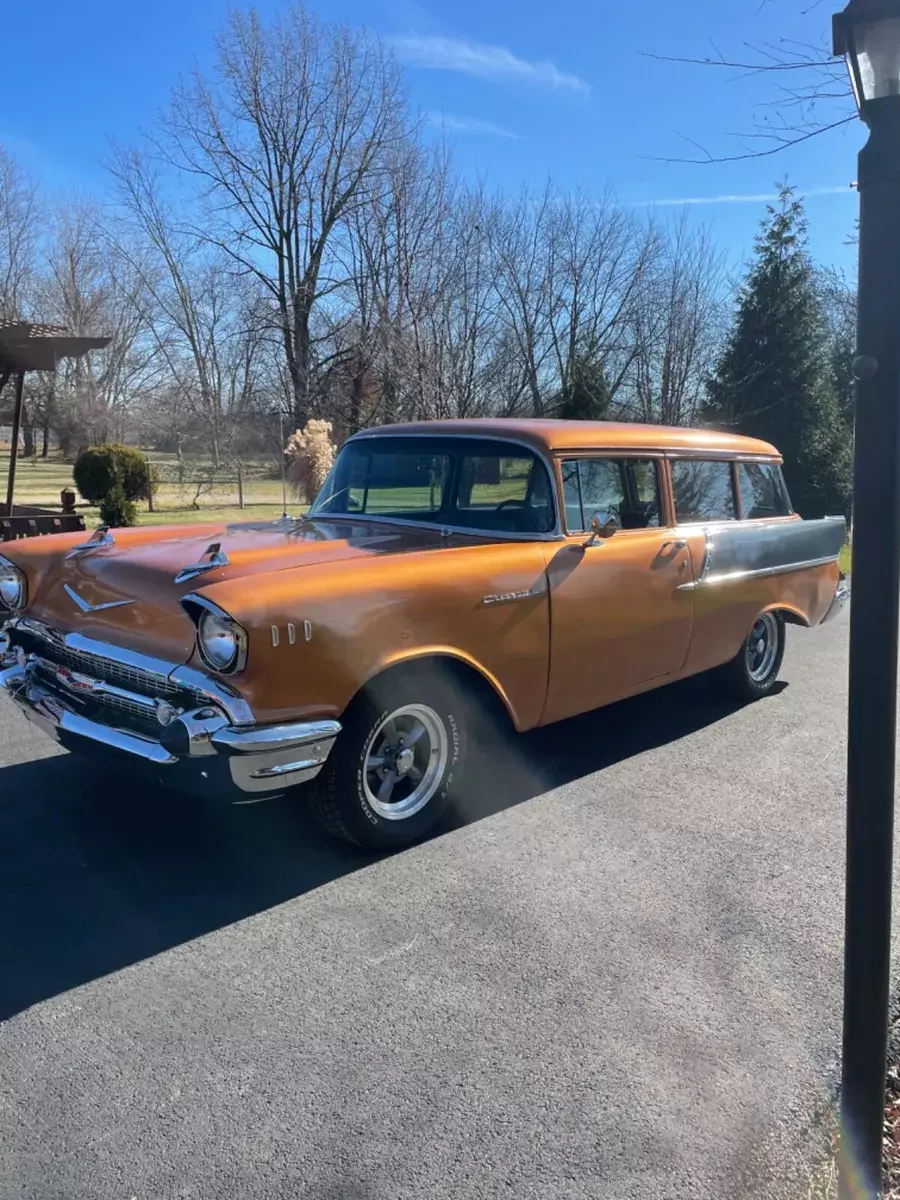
(42, 385, 54, 458)
(21, 403, 35, 458)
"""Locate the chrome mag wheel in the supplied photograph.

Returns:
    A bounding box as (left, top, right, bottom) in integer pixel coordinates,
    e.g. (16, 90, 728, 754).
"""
(746, 612, 780, 683)
(362, 703, 449, 820)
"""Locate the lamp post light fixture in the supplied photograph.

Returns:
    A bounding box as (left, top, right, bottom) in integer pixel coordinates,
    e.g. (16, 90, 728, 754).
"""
(833, 2, 900, 1196)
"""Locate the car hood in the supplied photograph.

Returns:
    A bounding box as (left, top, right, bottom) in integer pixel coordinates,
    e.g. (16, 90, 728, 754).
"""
(21, 517, 450, 661)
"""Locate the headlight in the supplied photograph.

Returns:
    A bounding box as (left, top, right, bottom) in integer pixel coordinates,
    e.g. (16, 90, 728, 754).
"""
(0, 555, 26, 612)
(184, 598, 247, 675)
(199, 610, 239, 670)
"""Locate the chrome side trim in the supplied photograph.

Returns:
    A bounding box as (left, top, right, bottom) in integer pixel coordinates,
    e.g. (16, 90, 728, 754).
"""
(247, 756, 323, 780)
(66, 526, 115, 559)
(677, 554, 840, 591)
(675, 516, 845, 593)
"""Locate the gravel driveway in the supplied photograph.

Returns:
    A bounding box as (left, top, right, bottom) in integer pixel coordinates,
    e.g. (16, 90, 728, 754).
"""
(0, 619, 863, 1198)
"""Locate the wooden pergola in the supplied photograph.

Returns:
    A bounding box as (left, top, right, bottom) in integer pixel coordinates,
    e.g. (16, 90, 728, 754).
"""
(0, 321, 111, 519)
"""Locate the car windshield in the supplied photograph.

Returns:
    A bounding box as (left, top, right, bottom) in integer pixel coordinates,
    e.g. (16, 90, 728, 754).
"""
(310, 436, 556, 534)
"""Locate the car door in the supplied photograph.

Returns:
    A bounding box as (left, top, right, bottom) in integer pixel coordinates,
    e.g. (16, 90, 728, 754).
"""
(540, 454, 694, 725)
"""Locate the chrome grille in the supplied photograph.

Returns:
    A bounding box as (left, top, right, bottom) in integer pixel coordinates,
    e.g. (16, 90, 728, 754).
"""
(39, 642, 183, 699)
(11, 628, 202, 707)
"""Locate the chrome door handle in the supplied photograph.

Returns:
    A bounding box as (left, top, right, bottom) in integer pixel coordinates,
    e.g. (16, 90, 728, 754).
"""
(662, 539, 687, 551)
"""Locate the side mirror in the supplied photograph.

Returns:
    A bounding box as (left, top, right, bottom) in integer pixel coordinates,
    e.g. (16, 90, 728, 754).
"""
(583, 510, 618, 548)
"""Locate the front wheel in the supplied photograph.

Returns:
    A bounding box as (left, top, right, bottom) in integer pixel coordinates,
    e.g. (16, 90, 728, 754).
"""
(721, 610, 786, 701)
(308, 670, 467, 849)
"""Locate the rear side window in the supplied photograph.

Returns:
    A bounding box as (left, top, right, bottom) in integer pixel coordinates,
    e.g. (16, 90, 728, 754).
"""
(737, 462, 793, 519)
(671, 459, 736, 523)
(561, 457, 661, 532)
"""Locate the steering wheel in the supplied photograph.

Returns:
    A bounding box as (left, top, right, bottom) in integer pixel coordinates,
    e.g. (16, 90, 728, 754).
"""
(495, 499, 526, 511)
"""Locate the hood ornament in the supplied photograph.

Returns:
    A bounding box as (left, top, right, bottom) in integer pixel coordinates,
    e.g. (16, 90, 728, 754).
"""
(174, 542, 230, 585)
(66, 525, 115, 559)
(64, 583, 136, 614)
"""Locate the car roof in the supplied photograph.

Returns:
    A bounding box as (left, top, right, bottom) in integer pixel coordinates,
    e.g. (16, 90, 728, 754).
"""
(349, 418, 781, 459)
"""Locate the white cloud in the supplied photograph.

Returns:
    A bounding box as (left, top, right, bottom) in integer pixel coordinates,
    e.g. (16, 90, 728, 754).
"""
(425, 111, 523, 140)
(640, 185, 853, 207)
(392, 35, 590, 96)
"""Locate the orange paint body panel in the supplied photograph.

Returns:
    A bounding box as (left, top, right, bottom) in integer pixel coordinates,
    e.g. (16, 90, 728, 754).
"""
(0, 419, 845, 738)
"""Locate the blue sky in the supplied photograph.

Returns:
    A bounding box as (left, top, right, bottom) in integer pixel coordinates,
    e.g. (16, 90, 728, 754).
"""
(0, 0, 862, 277)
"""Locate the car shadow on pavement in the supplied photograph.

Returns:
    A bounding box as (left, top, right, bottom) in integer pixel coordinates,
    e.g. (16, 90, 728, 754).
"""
(0, 672, 779, 1020)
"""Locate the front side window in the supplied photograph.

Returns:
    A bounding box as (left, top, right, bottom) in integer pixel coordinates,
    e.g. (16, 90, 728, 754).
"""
(737, 462, 793, 519)
(561, 457, 661, 533)
(672, 459, 736, 524)
(312, 438, 555, 534)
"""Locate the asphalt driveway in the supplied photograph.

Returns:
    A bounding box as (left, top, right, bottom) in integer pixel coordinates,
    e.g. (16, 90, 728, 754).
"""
(0, 619, 863, 1198)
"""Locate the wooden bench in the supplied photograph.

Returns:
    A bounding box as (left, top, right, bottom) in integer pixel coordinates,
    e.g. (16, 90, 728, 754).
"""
(0, 513, 86, 541)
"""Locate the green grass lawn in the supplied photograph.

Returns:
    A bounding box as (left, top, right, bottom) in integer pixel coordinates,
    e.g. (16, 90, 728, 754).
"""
(0, 450, 295, 528)
(840, 543, 852, 573)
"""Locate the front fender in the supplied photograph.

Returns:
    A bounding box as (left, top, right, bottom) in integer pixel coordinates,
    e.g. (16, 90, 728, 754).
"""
(189, 541, 551, 731)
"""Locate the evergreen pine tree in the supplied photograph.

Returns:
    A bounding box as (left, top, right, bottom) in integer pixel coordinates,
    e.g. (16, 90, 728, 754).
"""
(706, 185, 852, 517)
(557, 338, 613, 421)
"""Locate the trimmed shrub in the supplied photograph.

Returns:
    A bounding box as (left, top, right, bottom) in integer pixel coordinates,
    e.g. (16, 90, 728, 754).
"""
(74, 444, 152, 505)
(98, 483, 138, 528)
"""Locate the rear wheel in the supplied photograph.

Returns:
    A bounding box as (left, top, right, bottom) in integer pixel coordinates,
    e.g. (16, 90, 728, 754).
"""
(308, 669, 467, 849)
(721, 610, 786, 701)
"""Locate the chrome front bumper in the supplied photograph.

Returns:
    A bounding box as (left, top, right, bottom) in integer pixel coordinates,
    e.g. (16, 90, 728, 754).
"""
(0, 622, 340, 799)
(821, 572, 851, 625)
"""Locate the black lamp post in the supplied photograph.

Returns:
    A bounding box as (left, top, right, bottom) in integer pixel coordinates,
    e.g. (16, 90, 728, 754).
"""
(833, 3, 900, 1196)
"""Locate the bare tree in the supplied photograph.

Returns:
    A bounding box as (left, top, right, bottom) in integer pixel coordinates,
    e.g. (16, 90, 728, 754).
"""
(160, 3, 409, 426)
(546, 190, 659, 406)
(36, 199, 152, 452)
(623, 216, 724, 425)
(109, 148, 273, 463)
(647, 4, 855, 163)
(0, 144, 41, 323)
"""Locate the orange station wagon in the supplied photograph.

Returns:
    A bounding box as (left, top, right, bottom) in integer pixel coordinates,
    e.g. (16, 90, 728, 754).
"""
(0, 419, 848, 848)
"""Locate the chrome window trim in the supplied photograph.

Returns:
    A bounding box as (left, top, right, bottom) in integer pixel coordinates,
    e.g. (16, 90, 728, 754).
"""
(5, 615, 254, 726)
(180, 593, 249, 677)
(662, 450, 782, 463)
(316, 432, 564, 540)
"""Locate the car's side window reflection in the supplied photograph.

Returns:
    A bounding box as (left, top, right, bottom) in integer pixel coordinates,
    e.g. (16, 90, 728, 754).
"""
(561, 458, 661, 533)
(671, 459, 736, 524)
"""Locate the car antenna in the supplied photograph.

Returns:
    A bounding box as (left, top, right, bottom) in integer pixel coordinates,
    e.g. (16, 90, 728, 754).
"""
(279, 408, 288, 520)
(271, 407, 294, 531)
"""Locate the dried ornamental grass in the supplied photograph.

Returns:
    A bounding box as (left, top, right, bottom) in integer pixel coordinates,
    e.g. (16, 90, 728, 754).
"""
(286, 419, 336, 503)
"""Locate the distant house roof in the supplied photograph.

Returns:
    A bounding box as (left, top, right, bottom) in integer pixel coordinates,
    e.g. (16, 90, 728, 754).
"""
(0, 321, 111, 374)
